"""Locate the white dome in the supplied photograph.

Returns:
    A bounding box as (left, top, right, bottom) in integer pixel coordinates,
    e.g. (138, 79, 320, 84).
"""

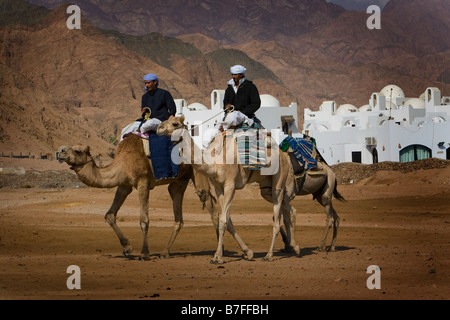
(385, 100, 398, 110)
(419, 92, 426, 100)
(336, 104, 358, 115)
(260, 94, 280, 108)
(404, 98, 425, 109)
(187, 103, 208, 111)
(380, 85, 405, 99)
(359, 104, 371, 112)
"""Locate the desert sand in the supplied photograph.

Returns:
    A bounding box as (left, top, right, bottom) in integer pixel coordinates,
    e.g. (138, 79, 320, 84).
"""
(0, 157, 449, 301)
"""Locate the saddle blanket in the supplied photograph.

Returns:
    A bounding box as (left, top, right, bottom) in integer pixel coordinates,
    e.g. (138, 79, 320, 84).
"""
(280, 136, 317, 171)
(126, 132, 179, 180)
(234, 128, 267, 170)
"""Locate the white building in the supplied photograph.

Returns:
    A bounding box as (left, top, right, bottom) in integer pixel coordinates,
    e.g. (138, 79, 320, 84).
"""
(303, 85, 450, 165)
(175, 90, 299, 148)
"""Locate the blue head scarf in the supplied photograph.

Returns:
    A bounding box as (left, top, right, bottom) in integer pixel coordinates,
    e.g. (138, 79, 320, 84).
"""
(144, 73, 159, 89)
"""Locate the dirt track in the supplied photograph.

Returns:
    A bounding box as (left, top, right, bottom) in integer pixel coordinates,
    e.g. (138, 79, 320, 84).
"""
(0, 158, 449, 300)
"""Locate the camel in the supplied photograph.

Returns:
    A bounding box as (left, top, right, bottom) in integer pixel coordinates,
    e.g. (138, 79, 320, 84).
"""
(56, 133, 220, 260)
(157, 115, 300, 263)
(276, 160, 346, 253)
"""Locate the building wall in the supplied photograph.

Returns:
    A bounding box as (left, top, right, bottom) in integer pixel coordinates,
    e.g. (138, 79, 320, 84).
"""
(304, 86, 450, 165)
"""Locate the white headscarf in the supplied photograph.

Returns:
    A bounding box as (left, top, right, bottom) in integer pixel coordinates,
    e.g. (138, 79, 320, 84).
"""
(230, 65, 246, 75)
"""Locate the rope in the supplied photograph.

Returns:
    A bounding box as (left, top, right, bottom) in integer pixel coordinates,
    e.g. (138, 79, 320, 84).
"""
(111, 107, 227, 148)
(189, 108, 227, 132)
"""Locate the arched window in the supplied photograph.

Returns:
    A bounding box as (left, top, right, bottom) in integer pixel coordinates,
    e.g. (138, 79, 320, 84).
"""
(399, 145, 431, 162)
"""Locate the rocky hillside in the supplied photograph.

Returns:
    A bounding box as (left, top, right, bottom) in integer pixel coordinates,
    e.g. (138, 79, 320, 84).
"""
(1, 0, 449, 156)
(26, 0, 345, 43)
(333, 158, 450, 184)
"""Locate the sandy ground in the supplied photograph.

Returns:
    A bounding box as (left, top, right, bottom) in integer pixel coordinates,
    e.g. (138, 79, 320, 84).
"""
(0, 158, 449, 301)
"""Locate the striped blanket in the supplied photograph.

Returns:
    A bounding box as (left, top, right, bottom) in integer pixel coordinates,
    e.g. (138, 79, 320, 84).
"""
(235, 128, 267, 170)
(280, 137, 317, 171)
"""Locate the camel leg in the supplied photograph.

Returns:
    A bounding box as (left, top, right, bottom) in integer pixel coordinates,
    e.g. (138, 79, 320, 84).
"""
(284, 202, 300, 256)
(277, 202, 300, 256)
(137, 183, 150, 261)
(313, 172, 339, 252)
(226, 216, 254, 261)
(196, 186, 251, 258)
(318, 201, 333, 251)
(280, 206, 292, 251)
(319, 171, 341, 252)
(264, 189, 284, 261)
(193, 172, 220, 238)
(316, 191, 340, 252)
(161, 179, 189, 259)
(104, 185, 133, 257)
(211, 183, 235, 264)
(328, 203, 340, 252)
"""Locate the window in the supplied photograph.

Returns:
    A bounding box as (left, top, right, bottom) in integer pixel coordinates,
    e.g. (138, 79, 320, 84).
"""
(399, 145, 431, 162)
(447, 147, 450, 160)
(352, 151, 362, 163)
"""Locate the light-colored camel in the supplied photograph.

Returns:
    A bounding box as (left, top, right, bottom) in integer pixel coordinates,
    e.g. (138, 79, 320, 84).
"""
(56, 133, 219, 260)
(157, 115, 300, 263)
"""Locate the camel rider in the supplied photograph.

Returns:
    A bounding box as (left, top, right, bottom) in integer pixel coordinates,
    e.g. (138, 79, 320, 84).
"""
(140, 73, 177, 133)
(141, 73, 179, 179)
(223, 65, 262, 129)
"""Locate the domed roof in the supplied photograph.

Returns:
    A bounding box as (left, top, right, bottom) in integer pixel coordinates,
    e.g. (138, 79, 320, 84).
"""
(404, 98, 425, 109)
(187, 103, 208, 111)
(359, 104, 371, 112)
(385, 100, 398, 110)
(336, 104, 358, 115)
(380, 85, 405, 99)
(260, 94, 280, 108)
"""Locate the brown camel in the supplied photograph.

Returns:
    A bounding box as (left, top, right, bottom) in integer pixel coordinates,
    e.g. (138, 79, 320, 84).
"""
(56, 133, 220, 260)
(157, 115, 300, 263)
(276, 161, 345, 252)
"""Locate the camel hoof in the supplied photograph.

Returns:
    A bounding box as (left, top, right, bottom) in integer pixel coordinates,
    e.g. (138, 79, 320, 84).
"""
(123, 251, 131, 258)
(210, 257, 224, 265)
(244, 250, 254, 261)
(160, 251, 170, 259)
(327, 246, 336, 252)
(139, 253, 150, 261)
(262, 256, 273, 262)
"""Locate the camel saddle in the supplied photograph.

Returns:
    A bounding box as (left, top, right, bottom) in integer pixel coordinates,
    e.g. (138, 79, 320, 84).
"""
(280, 136, 327, 194)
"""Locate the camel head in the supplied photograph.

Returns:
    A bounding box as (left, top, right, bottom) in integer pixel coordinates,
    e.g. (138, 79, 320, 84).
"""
(157, 115, 186, 140)
(56, 144, 93, 170)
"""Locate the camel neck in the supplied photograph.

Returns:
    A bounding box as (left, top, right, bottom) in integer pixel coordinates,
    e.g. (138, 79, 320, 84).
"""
(74, 160, 120, 189)
(179, 130, 212, 174)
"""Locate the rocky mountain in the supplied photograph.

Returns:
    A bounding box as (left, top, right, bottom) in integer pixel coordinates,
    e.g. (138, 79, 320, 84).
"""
(100, 29, 291, 102)
(326, 0, 389, 11)
(0, 4, 205, 155)
(0, 1, 294, 155)
(231, 0, 450, 108)
(26, 0, 345, 42)
(0, 0, 49, 27)
(1, 0, 449, 156)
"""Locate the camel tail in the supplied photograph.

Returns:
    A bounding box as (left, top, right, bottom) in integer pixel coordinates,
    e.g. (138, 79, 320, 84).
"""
(333, 178, 347, 203)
